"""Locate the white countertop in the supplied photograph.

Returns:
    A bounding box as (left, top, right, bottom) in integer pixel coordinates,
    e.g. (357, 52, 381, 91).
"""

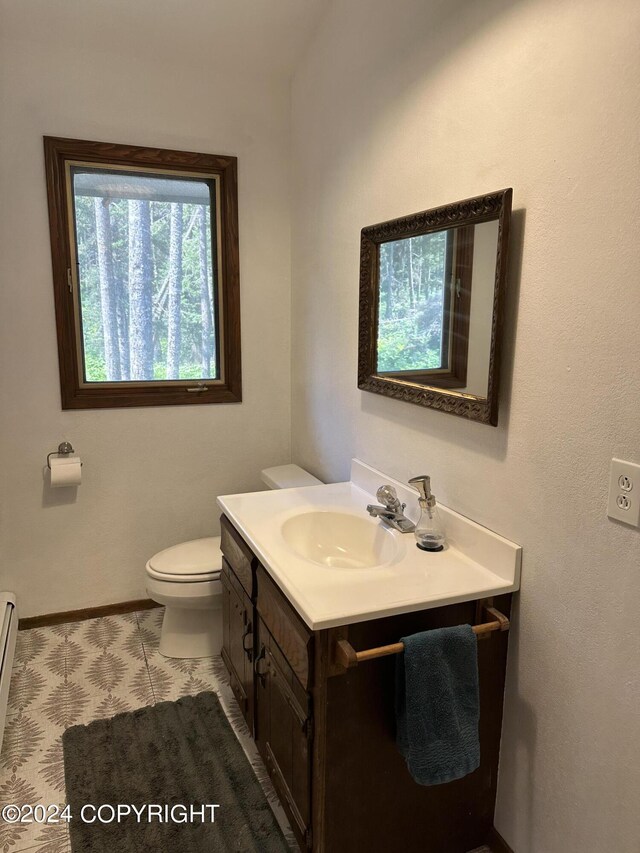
(217, 460, 521, 630)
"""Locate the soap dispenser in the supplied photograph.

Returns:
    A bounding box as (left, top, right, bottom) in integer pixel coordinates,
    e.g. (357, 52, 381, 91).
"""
(408, 475, 446, 552)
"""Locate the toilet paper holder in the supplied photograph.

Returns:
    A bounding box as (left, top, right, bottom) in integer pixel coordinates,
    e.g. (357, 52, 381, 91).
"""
(47, 441, 81, 469)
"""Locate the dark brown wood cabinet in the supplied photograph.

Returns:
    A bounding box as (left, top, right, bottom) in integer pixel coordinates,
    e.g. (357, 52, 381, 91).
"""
(220, 515, 257, 732)
(220, 560, 254, 731)
(255, 616, 312, 849)
(220, 514, 512, 853)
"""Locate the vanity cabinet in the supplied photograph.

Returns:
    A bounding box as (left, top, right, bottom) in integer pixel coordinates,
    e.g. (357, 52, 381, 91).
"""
(254, 565, 314, 847)
(220, 562, 254, 730)
(220, 514, 512, 853)
(220, 517, 257, 732)
(254, 616, 312, 846)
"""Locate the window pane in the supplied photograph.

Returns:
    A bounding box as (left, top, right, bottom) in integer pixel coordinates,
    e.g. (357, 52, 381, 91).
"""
(376, 231, 450, 373)
(72, 167, 218, 383)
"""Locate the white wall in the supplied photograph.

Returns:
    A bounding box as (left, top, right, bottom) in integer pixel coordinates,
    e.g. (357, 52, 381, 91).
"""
(0, 5, 292, 617)
(291, 1, 640, 851)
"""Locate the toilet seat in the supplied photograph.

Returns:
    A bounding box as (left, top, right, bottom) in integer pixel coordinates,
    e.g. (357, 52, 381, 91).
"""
(144, 466, 322, 658)
(145, 537, 222, 584)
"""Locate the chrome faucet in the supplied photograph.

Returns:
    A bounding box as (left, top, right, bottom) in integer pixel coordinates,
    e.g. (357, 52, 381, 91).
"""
(366, 485, 416, 533)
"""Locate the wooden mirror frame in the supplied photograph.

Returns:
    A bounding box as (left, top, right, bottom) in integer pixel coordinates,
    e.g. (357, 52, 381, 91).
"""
(357, 189, 512, 426)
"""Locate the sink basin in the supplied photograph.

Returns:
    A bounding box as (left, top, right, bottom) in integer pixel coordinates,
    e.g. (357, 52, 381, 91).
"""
(280, 510, 400, 569)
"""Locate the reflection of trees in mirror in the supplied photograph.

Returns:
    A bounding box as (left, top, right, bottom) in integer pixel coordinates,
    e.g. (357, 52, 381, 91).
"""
(376, 231, 449, 373)
(75, 191, 217, 383)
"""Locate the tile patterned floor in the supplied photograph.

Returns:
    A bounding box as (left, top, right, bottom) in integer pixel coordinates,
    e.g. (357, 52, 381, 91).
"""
(0, 608, 297, 853)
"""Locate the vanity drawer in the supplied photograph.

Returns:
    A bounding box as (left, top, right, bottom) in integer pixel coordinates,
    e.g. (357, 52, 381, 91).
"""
(256, 565, 313, 689)
(220, 515, 256, 598)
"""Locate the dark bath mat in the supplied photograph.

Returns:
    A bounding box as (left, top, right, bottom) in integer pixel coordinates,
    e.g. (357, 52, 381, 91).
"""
(63, 691, 291, 853)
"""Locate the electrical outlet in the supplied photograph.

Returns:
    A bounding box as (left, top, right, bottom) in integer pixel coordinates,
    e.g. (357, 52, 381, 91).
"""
(619, 474, 632, 492)
(608, 458, 640, 527)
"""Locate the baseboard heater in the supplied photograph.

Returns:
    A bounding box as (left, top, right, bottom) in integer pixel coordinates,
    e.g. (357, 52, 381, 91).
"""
(0, 593, 18, 754)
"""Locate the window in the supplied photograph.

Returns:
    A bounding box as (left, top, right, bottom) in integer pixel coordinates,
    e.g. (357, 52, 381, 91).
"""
(377, 230, 453, 373)
(44, 137, 241, 408)
(375, 224, 474, 389)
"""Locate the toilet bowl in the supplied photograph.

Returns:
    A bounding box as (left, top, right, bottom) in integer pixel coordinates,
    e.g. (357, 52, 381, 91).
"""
(145, 464, 322, 659)
(145, 537, 223, 659)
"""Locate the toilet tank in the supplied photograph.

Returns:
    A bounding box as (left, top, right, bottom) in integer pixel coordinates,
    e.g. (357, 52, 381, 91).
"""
(261, 464, 323, 490)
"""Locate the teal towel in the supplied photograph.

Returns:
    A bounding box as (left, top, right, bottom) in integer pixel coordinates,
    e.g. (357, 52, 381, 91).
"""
(395, 625, 480, 786)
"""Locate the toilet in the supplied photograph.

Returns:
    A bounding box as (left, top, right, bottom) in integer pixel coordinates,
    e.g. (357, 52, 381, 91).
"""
(145, 464, 322, 658)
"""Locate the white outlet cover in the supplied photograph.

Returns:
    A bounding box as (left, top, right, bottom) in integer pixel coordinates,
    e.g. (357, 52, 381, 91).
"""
(608, 458, 640, 527)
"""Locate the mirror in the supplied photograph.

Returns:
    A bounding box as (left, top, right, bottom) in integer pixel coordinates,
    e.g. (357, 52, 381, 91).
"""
(358, 189, 512, 425)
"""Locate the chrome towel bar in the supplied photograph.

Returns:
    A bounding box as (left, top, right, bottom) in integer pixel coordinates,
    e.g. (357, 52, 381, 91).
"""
(334, 600, 510, 671)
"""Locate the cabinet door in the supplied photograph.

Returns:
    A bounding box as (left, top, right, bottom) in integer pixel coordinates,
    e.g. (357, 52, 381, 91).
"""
(255, 618, 312, 850)
(221, 564, 254, 732)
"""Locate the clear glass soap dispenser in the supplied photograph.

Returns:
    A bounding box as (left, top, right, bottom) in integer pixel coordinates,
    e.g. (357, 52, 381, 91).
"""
(408, 475, 446, 552)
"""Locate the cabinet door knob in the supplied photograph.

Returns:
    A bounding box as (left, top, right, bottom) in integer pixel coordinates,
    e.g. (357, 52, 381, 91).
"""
(242, 626, 254, 660)
(254, 646, 268, 683)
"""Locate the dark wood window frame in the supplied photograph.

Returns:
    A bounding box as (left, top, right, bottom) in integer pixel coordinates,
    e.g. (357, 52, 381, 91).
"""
(44, 136, 241, 409)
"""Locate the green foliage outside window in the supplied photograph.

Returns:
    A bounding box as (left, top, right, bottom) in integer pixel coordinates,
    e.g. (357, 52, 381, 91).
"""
(376, 231, 449, 373)
(74, 190, 216, 383)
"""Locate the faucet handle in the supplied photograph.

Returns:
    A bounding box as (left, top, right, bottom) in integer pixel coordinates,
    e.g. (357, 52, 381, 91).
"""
(376, 484, 402, 511)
